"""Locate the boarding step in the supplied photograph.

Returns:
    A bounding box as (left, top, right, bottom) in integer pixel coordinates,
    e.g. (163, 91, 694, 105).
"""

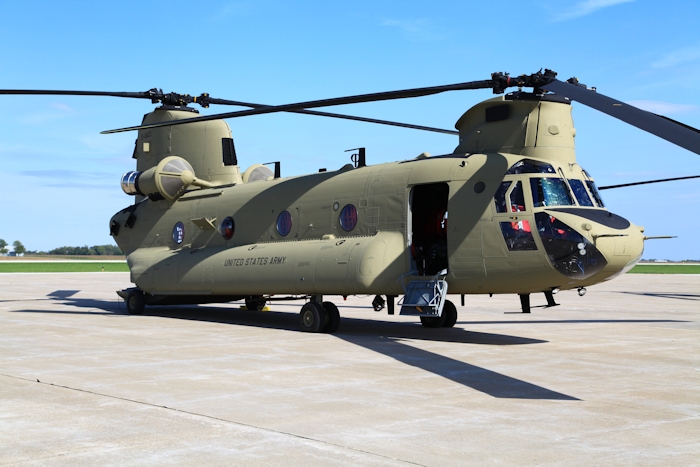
(398, 276, 448, 317)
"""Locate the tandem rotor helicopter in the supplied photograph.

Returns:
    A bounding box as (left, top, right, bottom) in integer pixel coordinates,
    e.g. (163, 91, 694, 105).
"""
(3, 69, 699, 333)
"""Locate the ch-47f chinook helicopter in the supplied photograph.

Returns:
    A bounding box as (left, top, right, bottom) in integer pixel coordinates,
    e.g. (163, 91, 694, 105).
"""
(4, 69, 699, 333)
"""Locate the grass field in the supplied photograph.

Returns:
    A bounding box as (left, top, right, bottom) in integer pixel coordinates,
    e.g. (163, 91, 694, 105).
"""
(0, 262, 129, 273)
(628, 264, 700, 274)
(0, 262, 697, 274)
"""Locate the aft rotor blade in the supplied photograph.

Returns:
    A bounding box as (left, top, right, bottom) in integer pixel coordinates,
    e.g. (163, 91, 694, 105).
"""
(598, 174, 700, 190)
(208, 98, 459, 135)
(543, 79, 700, 156)
(102, 78, 496, 133)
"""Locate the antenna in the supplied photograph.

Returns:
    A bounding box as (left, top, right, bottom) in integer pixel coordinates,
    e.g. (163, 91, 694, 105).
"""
(345, 147, 366, 168)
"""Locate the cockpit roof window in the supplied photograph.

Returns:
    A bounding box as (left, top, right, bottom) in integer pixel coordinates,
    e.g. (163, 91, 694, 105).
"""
(507, 159, 556, 175)
(530, 178, 575, 207)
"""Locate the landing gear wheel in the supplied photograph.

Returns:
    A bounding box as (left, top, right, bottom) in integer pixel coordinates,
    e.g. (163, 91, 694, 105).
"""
(245, 297, 266, 311)
(322, 301, 340, 334)
(420, 314, 445, 328)
(441, 300, 457, 328)
(126, 289, 145, 315)
(299, 302, 324, 333)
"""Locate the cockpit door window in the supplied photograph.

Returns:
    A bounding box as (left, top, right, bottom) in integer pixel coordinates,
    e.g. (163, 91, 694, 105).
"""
(494, 181, 512, 213)
(507, 181, 526, 212)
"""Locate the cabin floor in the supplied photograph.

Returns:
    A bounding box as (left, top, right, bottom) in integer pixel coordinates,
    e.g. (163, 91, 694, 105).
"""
(0, 272, 698, 466)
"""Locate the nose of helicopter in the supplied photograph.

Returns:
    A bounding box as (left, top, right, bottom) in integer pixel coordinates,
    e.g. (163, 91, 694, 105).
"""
(534, 209, 644, 283)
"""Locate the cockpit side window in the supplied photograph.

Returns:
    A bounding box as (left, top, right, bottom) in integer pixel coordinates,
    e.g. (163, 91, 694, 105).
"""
(585, 180, 605, 207)
(509, 181, 526, 212)
(494, 181, 511, 213)
(506, 159, 556, 175)
(530, 178, 575, 207)
(568, 180, 595, 207)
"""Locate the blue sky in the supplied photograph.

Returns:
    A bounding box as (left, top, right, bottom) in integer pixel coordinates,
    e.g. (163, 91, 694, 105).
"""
(0, 0, 698, 260)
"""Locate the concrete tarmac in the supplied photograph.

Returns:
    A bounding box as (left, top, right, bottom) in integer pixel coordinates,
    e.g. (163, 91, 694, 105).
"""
(0, 273, 698, 466)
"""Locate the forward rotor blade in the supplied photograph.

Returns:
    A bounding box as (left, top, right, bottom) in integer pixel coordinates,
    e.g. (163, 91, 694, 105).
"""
(543, 79, 700, 156)
(598, 174, 700, 190)
(102, 78, 496, 134)
(0, 89, 158, 99)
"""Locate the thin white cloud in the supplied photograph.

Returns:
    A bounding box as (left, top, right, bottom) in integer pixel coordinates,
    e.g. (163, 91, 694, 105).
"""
(553, 0, 635, 21)
(214, 2, 255, 20)
(21, 169, 113, 189)
(626, 100, 698, 115)
(51, 103, 74, 112)
(18, 102, 75, 124)
(652, 44, 700, 69)
(382, 18, 444, 41)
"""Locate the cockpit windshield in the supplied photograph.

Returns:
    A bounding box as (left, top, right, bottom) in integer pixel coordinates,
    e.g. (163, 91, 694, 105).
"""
(568, 180, 594, 207)
(585, 180, 605, 207)
(530, 178, 575, 207)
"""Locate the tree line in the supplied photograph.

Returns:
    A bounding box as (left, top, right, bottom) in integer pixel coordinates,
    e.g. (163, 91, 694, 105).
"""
(0, 239, 122, 256)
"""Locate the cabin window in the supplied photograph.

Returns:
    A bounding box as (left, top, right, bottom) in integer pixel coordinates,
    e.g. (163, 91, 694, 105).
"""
(277, 211, 292, 236)
(530, 178, 575, 207)
(339, 204, 358, 231)
(585, 180, 605, 207)
(219, 216, 235, 240)
(568, 180, 594, 207)
(506, 159, 556, 175)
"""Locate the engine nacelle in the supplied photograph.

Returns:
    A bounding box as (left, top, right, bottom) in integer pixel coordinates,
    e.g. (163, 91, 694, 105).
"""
(121, 156, 213, 201)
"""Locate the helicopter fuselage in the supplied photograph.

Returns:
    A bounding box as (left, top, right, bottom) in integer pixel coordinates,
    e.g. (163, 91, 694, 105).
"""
(109, 151, 644, 302)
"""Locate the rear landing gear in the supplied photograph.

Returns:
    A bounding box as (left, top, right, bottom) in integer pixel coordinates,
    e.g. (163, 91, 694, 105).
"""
(298, 298, 341, 333)
(322, 301, 340, 333)
(125, 289, 145, 315)
(299, 302, 324, 332)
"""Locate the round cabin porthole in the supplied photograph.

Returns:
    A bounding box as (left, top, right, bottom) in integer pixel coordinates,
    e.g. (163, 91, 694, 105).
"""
(172, 222, 185, 244)
(219, 216, 235, 240)
(474, 181, 486, 193)
(277, 211, 292, 236)
(339, 204, 358, 231)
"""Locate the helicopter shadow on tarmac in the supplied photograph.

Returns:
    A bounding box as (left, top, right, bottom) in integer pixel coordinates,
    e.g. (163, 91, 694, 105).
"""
(11, 290, 686, 401)
(13, 292, 580, 400)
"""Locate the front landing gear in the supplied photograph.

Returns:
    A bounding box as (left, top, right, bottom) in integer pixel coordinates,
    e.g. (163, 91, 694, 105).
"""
(298, 298, 341, 333)
(420, 299, 457, 328)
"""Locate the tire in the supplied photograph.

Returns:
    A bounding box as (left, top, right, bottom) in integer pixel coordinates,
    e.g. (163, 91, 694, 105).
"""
(441, 300, 458, 328)
(420, 314, 445, 328)
(299, 302, 324, 333)
(126, 289, 145, 315)
(245, 297, 266, 311)
(322, 301, 340, 334)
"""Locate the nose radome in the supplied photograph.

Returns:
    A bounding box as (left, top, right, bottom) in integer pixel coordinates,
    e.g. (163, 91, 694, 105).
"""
(592, 223, 645, 278)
